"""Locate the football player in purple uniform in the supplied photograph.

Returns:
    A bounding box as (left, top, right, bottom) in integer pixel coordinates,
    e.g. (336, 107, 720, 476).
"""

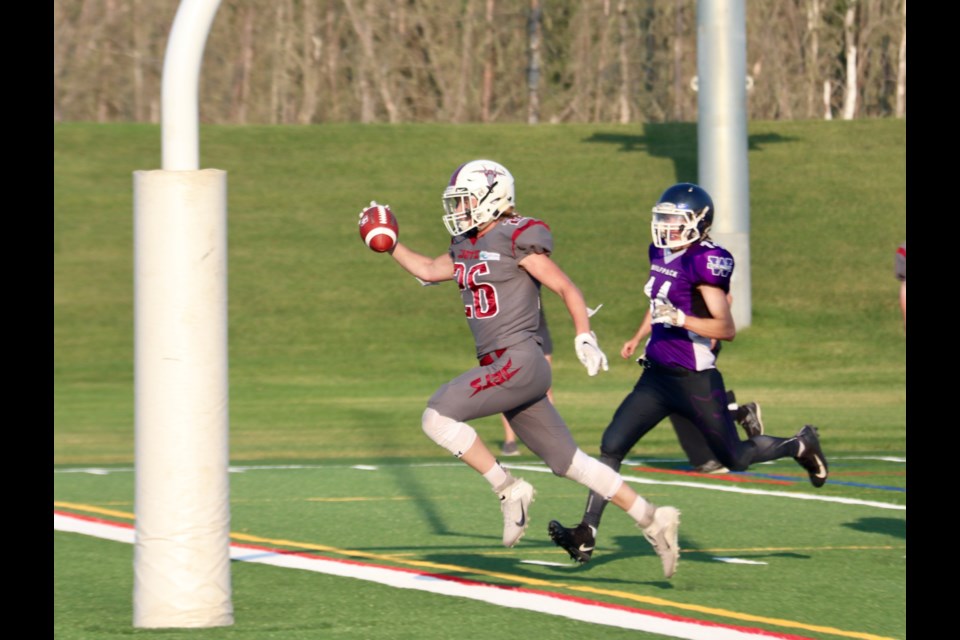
(548, 182, 828, 565)
(376, 159, 682, 578)
(625, 301, 765, 474)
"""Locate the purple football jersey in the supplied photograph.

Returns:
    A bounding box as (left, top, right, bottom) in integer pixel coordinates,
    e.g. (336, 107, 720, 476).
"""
(448, 216, 553, 358)
(643, 240, 734, 371)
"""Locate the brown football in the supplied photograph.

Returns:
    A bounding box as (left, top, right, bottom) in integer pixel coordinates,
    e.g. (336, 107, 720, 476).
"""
(358, 203, 399, 253)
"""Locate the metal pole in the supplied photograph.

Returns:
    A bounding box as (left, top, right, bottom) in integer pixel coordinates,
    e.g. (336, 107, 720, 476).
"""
(697, 0, 752, 328)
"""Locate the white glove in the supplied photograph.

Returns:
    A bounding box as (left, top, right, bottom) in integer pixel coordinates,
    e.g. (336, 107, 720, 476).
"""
(651, 300, 686, 327)
(574, 331, 610, 376)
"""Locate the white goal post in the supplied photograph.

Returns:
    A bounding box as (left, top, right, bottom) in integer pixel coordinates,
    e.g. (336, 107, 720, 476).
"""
(132, 0, 232, 628)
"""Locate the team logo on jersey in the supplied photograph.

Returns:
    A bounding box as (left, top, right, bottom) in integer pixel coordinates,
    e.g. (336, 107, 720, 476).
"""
(706, 255, 733, 277)
(469, 359, 521, 396)
(457, 249, 481, 260)
(479, 251, 501, 261)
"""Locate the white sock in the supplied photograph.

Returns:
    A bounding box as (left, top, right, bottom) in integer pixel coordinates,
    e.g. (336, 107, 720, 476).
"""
(626, 496, 656, 528)
(484, 464, 510, 491)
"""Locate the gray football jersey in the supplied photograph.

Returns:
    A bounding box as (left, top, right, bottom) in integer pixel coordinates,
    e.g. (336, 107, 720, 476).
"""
(447, 216, 553, 358)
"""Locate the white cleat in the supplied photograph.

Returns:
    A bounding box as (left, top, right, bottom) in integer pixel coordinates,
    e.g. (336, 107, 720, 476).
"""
(641, 506, 681, 578)
(497, 479, 535, 547)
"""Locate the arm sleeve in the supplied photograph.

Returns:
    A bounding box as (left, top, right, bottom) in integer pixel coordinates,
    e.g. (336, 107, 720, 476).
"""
(512, 218, 553, 258)
(693, 247, 735, 293)
(894, 243, 906, 282)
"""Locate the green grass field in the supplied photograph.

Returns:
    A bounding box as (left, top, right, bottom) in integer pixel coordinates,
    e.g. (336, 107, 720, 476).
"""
(54, 120, 906, 639)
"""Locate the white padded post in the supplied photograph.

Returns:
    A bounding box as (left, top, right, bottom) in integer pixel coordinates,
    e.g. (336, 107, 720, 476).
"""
(133, 168, 232, 628)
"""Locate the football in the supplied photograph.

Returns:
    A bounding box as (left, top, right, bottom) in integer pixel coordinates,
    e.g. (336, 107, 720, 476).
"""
(358, 202, 399, 253)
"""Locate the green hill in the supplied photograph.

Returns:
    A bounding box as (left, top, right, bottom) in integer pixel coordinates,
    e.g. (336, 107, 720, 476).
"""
(54, 120, 906, 464)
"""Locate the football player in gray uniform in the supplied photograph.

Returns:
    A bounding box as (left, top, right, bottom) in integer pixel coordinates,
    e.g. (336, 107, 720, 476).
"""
(374, 159, 682, 578)
(499, 306, 552, 457)
(895, 242, 906, 328)
(549, 183, 828, 564)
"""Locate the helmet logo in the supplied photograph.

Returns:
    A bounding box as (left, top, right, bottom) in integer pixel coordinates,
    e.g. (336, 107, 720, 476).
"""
(473, 166, 504, 186)
(706, 255, 733, 277)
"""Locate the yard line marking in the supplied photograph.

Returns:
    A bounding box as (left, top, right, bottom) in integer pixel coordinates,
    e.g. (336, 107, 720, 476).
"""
(54, 462, 905, 510)
(714, 557, 769, 565)
(56, 511, 892, 640)
(55, 509, 900, 640)
(502, 464, 906, 511)
(55, 462, 907, 510)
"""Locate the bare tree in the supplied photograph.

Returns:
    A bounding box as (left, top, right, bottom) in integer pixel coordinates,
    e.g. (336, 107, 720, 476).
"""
(616, 0, 631, 123)
(53, 0, 906, 125)
(296, 0, 321, 124)
(269, 1, 289, 124)
(131, 0, 148, 122)
(527, 0, 542, 125)
(895, 0, 905, 117)
(456, 0, 478, 123)
(230, 2, 256, 124)
(322, 4, 343, 121)
(550, 3, 590, 123)
(672, 0, 687, 121)
(592, 1, 613, 122)
(481, 0, 496, 123)
(806, 0, 821, 118)
(841, 0, 858, 120)
(343, 0, 399, 122)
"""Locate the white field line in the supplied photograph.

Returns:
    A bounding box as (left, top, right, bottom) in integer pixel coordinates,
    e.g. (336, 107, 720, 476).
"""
(503, 464, 907, 511)
(54, 461, 905, 511)
(55, 512, 802, 640)
(55, 460, 906, 512)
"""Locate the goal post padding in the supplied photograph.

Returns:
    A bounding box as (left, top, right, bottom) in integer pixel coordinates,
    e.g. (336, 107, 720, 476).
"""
(133, 168, 233, 628)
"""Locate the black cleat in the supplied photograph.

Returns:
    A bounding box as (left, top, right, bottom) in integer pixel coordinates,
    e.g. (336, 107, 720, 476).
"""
(548, 520, 596, 564)
(737, 402, 764, 439)
(794, 424, 828, 487)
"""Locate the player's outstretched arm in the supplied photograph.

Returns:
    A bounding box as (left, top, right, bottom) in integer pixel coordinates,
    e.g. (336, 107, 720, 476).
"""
(388, 243, 455, 283)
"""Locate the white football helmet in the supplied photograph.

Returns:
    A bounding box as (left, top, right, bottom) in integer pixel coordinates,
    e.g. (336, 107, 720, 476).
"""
(441, 160, 516, 236)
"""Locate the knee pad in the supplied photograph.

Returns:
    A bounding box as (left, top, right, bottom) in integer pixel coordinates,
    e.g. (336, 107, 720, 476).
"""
(564, 449, 623, 500)
(421, 408, 477, 458)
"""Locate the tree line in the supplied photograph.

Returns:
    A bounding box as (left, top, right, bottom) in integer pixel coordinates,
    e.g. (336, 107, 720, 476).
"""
(53, 0, 906, 125)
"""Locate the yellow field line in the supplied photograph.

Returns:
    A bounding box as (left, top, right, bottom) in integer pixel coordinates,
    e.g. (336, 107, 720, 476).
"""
(54, 502, 899, 640)
(55, 501, 134, 520)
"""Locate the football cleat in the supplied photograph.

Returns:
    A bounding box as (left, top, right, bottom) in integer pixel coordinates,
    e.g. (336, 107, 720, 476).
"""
(548, 520, 597, 564)
(737, 402, 764, 439)
(498, 478, 535, 547)
(641, 506, 681, 579)
(794, 424, 828, 488)
(500, 441, 521, 457)
(693, 460, 729, 474)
